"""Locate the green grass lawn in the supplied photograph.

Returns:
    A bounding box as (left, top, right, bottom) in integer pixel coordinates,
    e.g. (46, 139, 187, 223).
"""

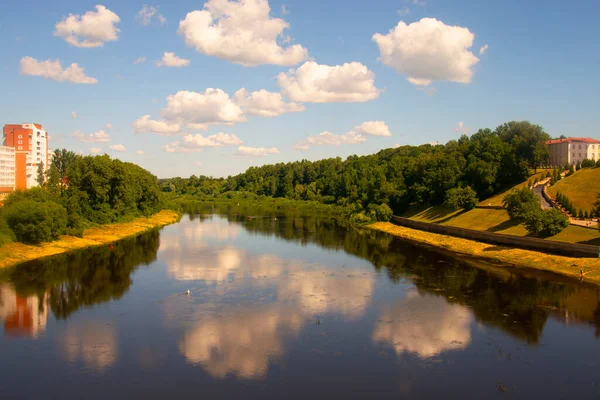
(402, 170, 600, 244)
(547, 167, 600, 213)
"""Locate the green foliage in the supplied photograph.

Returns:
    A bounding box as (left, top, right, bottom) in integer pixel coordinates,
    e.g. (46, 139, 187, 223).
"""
(0, 151, 163, 245)
(584, 210, 589, 219)
(581, 159, 595, 168)
(36, 161, 45, 187)
(162, 121, 549, 216)
(576, 160, 582, 170)
(349, 212, 373, 225)
(503, 188, 539, 219)
(444, 186, 479, 211)
(537, 209, 570, 237)
(367, 203, 393, 222)
(503, 188, 568, 236)
(578, 209, 584, 219)
(597, 159, 600, 167)
(567, 164, 575, 176)
(594, 194, 600, 222)
(4, 200, 68, 244)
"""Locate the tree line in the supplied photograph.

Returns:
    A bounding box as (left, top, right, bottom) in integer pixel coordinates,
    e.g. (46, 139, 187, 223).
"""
(0, 150, 162, 244)
(162, 121, 552, 220)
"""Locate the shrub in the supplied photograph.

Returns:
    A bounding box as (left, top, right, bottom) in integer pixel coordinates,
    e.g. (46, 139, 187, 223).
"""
(503, 188, 539, 219)
(349, 212, 372, 225)
(368, 203, 393, 222)
(444, 186, 479, 211)
(584, 210, 590, 219)
(576, 160, 582, 170)
(539, 208, 569, 237)
(582, 159, 595, 168)
(4, 200, 68, 244)
(597, 159, 600, 167)
(567, 165, 575, 176)
(578, 209, 584, 219)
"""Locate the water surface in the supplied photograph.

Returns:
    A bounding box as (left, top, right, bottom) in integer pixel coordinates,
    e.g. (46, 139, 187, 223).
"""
(1, 206, 599, 399)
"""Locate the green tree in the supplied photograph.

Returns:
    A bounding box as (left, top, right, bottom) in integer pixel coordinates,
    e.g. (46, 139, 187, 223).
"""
(36, 161, 45, 187)
(4, 200, 68, 244)
(444, 186, 479, 211)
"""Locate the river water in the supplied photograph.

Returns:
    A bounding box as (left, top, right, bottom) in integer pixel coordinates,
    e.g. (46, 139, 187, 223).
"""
(1, 205, 599, 399)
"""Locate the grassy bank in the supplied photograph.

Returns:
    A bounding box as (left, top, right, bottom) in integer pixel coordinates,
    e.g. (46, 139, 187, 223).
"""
(403, 170, 600, 245)
(547, 167, 600, 212)
(0, 209, 180, 269)
(369, 222, 600, 285)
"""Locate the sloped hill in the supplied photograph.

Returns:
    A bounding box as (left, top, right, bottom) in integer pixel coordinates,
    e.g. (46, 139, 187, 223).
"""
(547, 167, 600, 213)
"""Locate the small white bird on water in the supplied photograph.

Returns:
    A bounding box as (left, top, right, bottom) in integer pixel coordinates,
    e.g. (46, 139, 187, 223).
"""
(186, 289, 191, 295)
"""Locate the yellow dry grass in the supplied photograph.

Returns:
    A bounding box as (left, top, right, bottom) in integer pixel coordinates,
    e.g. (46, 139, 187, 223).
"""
(547, 167, 600, 212)
(369, 222, 600, 285)
(0, 210, 180, 269)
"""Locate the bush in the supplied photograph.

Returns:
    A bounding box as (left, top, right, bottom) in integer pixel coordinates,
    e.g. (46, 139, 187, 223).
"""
(576, 160, 582, 170)
(444, 186, 479, 211)
(368, 203, 393, 222)
(539, 208, 569, 236)
(597, 159, 600, 167)
(502, 188, 539, 219)
(578, 209, 584, 219)
(584, 210, 590, 219)
(4, 200, 68, 244)
(582, 159, 595, 168)
(349, 212, 372, 225)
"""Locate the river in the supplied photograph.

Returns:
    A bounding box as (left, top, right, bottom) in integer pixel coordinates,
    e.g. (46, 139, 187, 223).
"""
(1, 204, 599, 399)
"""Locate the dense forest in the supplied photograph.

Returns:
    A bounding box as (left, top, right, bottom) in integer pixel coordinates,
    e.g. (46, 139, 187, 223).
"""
(162, 121, 552, 220)
(0, 150, 162, 244)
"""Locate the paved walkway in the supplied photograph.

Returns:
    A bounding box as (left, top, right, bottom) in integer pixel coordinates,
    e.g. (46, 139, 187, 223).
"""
(533, 184, 552, 209)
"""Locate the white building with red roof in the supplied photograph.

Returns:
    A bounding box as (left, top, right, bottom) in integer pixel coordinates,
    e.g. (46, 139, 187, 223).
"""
(544, 137, 600, 166)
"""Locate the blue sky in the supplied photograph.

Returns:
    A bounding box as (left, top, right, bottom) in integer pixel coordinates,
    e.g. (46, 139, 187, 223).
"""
(1, 0, 599, 178)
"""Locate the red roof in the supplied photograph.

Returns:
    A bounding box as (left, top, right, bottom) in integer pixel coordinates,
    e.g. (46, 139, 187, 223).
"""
(545, 137, 600, 145)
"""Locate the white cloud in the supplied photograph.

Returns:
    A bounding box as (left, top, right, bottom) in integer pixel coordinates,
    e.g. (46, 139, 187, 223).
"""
(73, 130, 111, 143)
(277, 61, 380, 103)
(479, 44, 489, 55)
(162, 132, 242, 153)
(294, 131, 366, 151)
(183, 132, 243, 148)
(89, 147, 101, 154)
(105, 123, 112, 130)
(412, 0, 426, 5)
(177, 0, 308, 66)
(161, 89, 246, 127)
(54, 5, 120, 48)
(235, 146, 279, 156)
(195, 161, 203, 167)
(233, 88, 304, 117)
(134, 56, 147, 64)
(156, 52, 190, 68)
(72, 111, 77, 119)
(162, 142, 200, 153)
(110, 144, 126, 152)
(294, 121, 390, 150)
(453, 121, 470, 134)
(135, 150, 144, 155)
(281, 5, 289, 15)
(20, 57, 97, 84)
(393, 143, 402, 148)
(133, 115, 182, 135)
(397, 7, 411, 16)
(353, 121, 391, 137)
(136, 5, 166, 26)
(373, 18, 479, 86)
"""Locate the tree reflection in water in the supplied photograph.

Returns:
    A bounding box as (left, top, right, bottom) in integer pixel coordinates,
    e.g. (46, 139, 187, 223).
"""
(0, 229, 160, 320)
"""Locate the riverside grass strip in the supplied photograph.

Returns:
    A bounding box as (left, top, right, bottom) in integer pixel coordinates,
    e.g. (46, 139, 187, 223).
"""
(0, 210, 180, 269)
(369, 222, 600, 285)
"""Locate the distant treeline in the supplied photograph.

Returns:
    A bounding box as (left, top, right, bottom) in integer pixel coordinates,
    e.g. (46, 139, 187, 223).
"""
(0, 150, 163, 245)
(161, 121, 551, 220)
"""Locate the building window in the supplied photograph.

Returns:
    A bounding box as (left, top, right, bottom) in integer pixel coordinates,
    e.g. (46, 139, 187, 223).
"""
(18, 140, 22, 144)
(18, 146, 22, 150)
(579, 153, 582, 157)
(579, 144, 582, 149)
(572, 153, 575, 157)
(18, 135, 22, 139)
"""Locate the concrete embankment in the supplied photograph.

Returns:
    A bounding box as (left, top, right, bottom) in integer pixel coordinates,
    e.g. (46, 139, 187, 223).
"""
(0, 210, 180, 269)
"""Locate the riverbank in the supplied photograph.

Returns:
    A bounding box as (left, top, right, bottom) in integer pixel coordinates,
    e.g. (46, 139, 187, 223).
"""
(0, 209, 180, 269)
(369, 222, 600, 285)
